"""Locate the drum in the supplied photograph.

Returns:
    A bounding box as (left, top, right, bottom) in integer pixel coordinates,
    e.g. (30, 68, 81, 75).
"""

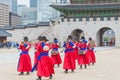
(51, 50, 58, 55)
(78, 50, 86, 55)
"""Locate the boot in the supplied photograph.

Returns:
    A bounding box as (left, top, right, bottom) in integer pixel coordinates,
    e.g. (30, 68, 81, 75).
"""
(19, 72, 24, 75)
(85, 64, 87, 69)
(26, 72, 30, 75)
(80, 65, 82, 69)
(58, 64, 60, 67)
(71, 69, 74, 72)
(64, 69, 68, 73)
(49, 74, 52, 79)
(92, 62, 94, 65)
(36, 76, 41, 80)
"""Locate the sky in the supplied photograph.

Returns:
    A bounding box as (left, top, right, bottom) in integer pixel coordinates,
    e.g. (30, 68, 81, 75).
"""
(18, 0, 29, 7)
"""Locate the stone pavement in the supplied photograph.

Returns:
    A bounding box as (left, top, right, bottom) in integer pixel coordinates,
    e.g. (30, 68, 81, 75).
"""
(0, 47, 120, 80)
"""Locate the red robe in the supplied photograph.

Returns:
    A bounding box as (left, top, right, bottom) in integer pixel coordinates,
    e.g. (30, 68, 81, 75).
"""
(63, 41, 76, 70)
(87, 43, 96, 64)
(74, 41, 79, 60)
(77, 42, 89, 65)
(17, 43, 32, 72)
(51, 43, 62, 65)
(37, 42, 54, 77)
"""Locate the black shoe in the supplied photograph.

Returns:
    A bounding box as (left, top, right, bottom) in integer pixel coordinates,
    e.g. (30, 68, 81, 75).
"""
(36, 78, 41, 80)
(19, 72, 24, 75)
(71, 69, 74, 72)
(36, 76, 41, 80)
(85, 64, 87, 69)
(80, 65, 82, 69)
(26, 72, 30, 75)
(49, 74, 52, 79)
(64, 69, 68, 73)
(58, 64, 60, 67)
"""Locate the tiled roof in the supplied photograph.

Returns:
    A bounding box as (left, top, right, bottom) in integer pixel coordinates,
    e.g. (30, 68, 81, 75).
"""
(0, 29, 12, 37)
(15, 25, 26, 29)
(50, 3, 120, 10)
(37, 22, 50, 26)
(1, 26, 15, 30)
(1, 22, 50, 30)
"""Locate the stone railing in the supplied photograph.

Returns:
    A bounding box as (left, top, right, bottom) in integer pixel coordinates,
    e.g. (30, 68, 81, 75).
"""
(61, 16, 120, 22)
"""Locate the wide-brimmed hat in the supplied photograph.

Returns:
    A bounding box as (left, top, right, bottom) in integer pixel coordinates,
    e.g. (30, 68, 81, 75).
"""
(24, 36, 28, 41)
(38, 36, 42, 41)
(54, 38, 57, 41)
(68, 35, 72, 39)
(42, 36, 49, 41)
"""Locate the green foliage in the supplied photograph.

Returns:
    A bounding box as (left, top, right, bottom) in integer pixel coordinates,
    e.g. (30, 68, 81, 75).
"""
(104, 37, 109, 42)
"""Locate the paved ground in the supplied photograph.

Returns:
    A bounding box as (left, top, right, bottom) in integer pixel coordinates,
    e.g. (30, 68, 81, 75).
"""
(0, 47, 120, 80)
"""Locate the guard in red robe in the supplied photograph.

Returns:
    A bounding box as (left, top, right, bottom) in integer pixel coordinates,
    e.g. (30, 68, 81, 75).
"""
(17, 36, 32, 75)
(77, 36, 88, 69)
(87, 37, 96, 65)
(33, 36, 42, 70)
(51, 38, 62, 67)
(63, 35, 76, 73)
(36, 36, 54, 80)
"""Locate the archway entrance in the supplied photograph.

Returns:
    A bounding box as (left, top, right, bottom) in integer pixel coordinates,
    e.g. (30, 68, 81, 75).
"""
(96, 27, 115, 46)
(71, 29, 83, 41)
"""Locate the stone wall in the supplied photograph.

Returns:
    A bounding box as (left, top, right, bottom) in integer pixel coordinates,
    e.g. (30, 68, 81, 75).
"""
(49, 17, 120, 47)
(5, 17, 120, 47)
(6, 26, 50, 42)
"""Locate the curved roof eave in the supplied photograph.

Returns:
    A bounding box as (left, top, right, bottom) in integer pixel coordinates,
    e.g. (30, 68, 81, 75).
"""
(50, 3, 120, 11)
(0, 29, 12, 37)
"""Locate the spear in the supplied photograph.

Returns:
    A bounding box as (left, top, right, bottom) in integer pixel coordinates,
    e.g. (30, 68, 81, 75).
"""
(22, 31, 25, 36)
(85, 32, 90, 39)
(27, 30, 32, 36)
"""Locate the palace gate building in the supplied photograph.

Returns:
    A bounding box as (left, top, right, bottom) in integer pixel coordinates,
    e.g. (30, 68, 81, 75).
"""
(49, 0, 120, 47)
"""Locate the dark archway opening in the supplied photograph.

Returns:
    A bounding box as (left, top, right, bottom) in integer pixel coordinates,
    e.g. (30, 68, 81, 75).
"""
(71, 29, 84, 41)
